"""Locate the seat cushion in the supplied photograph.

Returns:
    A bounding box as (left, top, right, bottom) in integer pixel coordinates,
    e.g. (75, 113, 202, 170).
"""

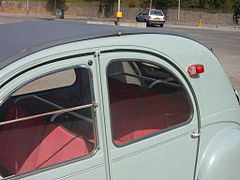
(0, 105, 93, 176)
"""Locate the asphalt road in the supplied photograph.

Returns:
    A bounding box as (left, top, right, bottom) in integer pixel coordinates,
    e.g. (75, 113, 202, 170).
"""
(0, 14, 239, 89)
(0, 13, 54, 24)
(0, 15, 32, 24)
(162, 26, 240, 90)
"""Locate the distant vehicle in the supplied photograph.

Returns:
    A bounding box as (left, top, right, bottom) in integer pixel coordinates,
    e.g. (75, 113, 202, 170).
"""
(0, 21, 240, 180)
(136, 9, 165, 27)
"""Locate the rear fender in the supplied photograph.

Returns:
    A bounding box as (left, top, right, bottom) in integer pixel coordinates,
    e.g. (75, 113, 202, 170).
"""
(197, 127, 240, 180)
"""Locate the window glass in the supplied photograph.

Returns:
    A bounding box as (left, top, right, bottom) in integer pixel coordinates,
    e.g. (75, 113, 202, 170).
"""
(13, 69, 76, 96)
(0, 67, 96, 178)
(107, 60, 192, 145)
(142, 9, 149, 15)
(150, 10, 163, 16)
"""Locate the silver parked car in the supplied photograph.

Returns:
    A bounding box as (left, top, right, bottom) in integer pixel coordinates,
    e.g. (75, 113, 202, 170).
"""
(136, 9, 165, 27)
(0, 21, 239, 180)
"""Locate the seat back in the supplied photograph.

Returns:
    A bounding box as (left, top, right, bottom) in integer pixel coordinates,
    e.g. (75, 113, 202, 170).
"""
(108, 78, 190, 144)
(0, 105, 93, 175)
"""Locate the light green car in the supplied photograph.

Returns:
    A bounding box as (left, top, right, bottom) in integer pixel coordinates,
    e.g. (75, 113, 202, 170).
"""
(0, 21, 239, 180)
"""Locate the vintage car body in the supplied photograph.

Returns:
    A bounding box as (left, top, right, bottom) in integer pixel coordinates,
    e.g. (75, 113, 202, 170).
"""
(0, 21, 239, 180)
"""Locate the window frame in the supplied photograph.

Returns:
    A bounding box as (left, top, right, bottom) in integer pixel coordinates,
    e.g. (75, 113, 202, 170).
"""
(0, 64, 100, 179)
(106, 58, 194, 147)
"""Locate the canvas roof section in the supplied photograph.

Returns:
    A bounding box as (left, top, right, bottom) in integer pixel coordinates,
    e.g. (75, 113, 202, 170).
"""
(0, 20, 198, 69)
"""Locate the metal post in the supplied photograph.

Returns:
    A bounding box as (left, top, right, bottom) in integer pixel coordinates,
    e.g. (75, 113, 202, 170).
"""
(150, 0, 152, 9)
(54, 0, 57, 14)
(177, 0, 180, 22)
(116, 0, 121, 25)
(117, 0, 120, 12)
(26, 0, 29, 14)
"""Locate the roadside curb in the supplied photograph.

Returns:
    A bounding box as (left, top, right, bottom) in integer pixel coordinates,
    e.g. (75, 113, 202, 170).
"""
(86, 20, 146, 28)
(165, 23, 240, 32)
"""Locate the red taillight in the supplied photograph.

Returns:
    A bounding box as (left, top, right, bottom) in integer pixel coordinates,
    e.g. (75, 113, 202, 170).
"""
(147, 16, 151, 19)
(187, 64, 204, 76)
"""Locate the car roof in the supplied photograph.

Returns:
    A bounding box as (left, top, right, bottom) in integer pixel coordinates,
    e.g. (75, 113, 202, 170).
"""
(144, 8, 161, 10)
(0, 20, 202, 70)
(150, 9, 162, 11)
(144, 8, 163, 12)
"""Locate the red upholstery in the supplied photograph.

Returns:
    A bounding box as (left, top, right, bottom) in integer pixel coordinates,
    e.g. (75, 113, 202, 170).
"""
(18, 125, 93, 174)
(0, 106, 93, 175)
(108, 78, 190, 144)
(70, 128, 95, 144)
(108, 78, 158, 103)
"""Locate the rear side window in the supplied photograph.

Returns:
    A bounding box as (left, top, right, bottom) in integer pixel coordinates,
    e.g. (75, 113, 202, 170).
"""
(150, 10, 163, 16)
(107, 60, 192, 145)
(0, 67, 96, 178)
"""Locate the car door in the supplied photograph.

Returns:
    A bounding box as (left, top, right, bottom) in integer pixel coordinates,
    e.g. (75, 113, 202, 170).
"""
(139, 9, 149, 21)
(0, 54, 108, 180)
(99, 50, 199, 180)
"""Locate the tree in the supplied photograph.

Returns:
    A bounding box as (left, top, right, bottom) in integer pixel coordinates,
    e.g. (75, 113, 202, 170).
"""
(155, 0, 177, 8)
(233, 0, 240, 23)
(233, 0, 240, 14)
(181, 0, 198, 8)
(99, 0, 115, 17)
(47, 0, 67, 12)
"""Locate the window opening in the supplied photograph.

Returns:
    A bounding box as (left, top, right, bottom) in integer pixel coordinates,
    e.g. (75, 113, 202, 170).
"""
(150, 10, 163, 16)
(107, 60, 192, 145)
(0, 67, 96, 178)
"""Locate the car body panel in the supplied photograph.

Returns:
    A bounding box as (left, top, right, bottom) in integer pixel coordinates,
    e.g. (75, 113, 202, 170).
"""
(99, 51, 199, 180)
(0, 56, 109, 180)
(147, 20, 165, 25)
(197, 124, 240, 180)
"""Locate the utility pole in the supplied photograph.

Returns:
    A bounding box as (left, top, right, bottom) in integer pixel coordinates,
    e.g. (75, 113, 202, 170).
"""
(117, 0, 120, 13)
(54, 0, 56, 11)
(26, 0, 29, 14)
(177, 0, 181, 22)
(116, 0, 122, 25)
(150, 0, 152, 9)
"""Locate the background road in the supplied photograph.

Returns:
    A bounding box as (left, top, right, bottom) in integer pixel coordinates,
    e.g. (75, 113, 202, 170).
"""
(0, 14, 239, 89)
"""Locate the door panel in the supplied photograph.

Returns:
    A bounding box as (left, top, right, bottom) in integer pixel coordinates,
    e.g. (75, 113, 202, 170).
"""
(99, 51, 199, 180)
(0, 56, 107, 180)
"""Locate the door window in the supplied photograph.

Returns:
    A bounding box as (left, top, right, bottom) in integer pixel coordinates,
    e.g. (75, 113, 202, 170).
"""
(107, 60, 192, 145)
(142, 9, 149, 15)
(0, 67, 96, 178)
